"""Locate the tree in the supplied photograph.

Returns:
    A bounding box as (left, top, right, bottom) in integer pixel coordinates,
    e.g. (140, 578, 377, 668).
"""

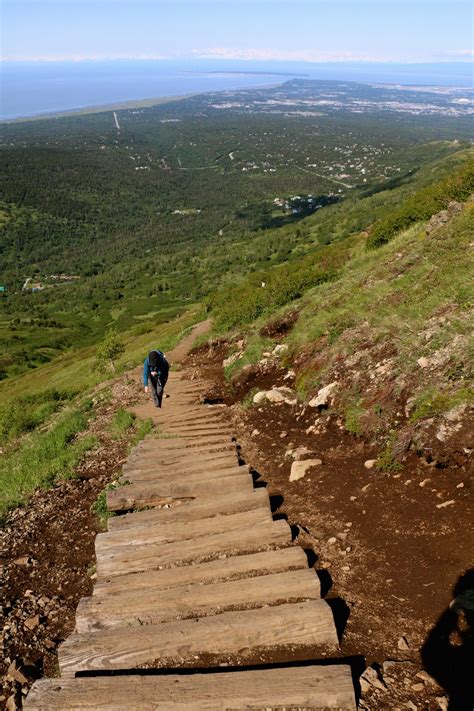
(95, 329, 125, 373)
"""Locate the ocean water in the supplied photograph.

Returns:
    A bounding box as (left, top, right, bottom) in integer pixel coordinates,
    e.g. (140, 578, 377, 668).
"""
(1, 60, 472, 121)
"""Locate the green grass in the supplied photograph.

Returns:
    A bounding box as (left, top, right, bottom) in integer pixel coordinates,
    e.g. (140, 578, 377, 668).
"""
(0, 387, 77, 446)
(0, 403, 96, 519)
(223, 334, 274, 381)
(109, 408, 136, 439)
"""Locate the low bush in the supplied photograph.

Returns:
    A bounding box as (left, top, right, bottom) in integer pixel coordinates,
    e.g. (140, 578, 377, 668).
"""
(367, 160, 474, 249)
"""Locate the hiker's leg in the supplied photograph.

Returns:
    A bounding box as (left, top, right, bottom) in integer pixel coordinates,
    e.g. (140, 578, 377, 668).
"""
(148, 377, 160, 407)
(155, 378, 164, 408)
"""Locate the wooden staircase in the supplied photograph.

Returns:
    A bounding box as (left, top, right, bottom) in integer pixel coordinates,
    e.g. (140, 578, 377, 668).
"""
(25, 372, 357, 710)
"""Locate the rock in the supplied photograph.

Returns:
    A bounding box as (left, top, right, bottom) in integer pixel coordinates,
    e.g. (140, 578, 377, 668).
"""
(251, 429, 260, 437)
(236, 339, 245, 350)
(411, 683, 424, 692)
(436, 500, 455, 509)
(265, 389, 287, 404)
(7, 662, 29, 685)
(252, 391, 267, 405)
(279, 431, 288, 438)
(364, 459, 377, 470)
(415, 670, 438, 687)
(436, 696, 448, 711)
(267, 386, 297, 405)
(359, 666, 387, 693)
(327, 537, 337, 545)
(308, 382, 338, 409)
(292, 446, 314, 461)
(223, 351, 242, 368)
(272, 344, 289, 356)
(417, 357, 429, 368)
(13, 556, 31, 566)
(289, 458, 322, 482)
(24, 614, 40, 631)
(397, 635, 410, 651)
(404, 702, 418, 711)
(284, 369, 296, 381)
(6, 694, 20, 711)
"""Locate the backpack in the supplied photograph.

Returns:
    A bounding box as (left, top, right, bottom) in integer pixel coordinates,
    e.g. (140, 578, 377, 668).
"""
(149, 350, 169, 378)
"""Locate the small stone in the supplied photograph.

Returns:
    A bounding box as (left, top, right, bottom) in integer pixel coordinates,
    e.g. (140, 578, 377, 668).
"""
(279, 431, 288, 438)
(13, 556, 31, 566)
(411, 683, 424, 692)
(417, 357, 429, 368)
(7, 662, 29, 685)
(327, 537, 337, 545)
(350, 496, 357, 501)
(6, 695, 19, 711)
(436, 696, 448, 711)
(308, 382, 338, 409)
(456, 482, 464, 488)
(404, 702, 418, 711)
(360, 666, 387, 693)
(24, 615, 40, 631)
(436, 500, 455, 509)
(251, 429, 260, 437)
(398, 635, 410, 651)
(252, 391, 267, 405)
(364, 459, 377, 470)
(289, 458, 322, 482)
(415, 670, 438, 687)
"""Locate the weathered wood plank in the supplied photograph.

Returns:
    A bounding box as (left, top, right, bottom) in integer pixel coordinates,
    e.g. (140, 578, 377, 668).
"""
(96, 519, 291, 577)
(106, 473, 253, 512)
(25, 665, 356, 710)
(93, 547, 308, 596)
(96, 507, 272, 551)
(107, 487, 270, 531)
(76, 568, 321, 632)
(121, 462, 243, 484)
(59, 600, 339, 675)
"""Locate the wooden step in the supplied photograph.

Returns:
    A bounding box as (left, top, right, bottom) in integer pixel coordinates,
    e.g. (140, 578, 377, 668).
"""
(106, 473, 253, 511)
(58, 600, 339, 675)
(121, 463, 247, 485)
(107, 487, 270, 531)
(26, 665, 356, 710)
(96, 519, 291, 578)
(93, 547, 308, 596)
(132, 439, 236, 454)
(122, 458, 242, 480)
(126, 451, 238, 470)
(96, 507, 272, 551)
(76, 568, 321, 632)
(26, 665, 355, 709)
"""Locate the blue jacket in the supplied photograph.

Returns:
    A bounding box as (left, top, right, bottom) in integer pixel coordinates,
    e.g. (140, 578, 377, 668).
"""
(143, 351, 169, 386)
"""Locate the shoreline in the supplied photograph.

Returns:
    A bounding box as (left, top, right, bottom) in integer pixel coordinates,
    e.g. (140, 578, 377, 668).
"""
(0, 82, 284, 125)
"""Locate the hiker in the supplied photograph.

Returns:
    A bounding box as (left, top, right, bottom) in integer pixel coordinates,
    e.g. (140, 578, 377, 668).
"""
(143, 349, 169, 408)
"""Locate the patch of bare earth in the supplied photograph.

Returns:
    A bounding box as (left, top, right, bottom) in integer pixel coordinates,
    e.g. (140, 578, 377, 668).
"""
(185, 340, 473, 711)
(0, 378, 143, 710)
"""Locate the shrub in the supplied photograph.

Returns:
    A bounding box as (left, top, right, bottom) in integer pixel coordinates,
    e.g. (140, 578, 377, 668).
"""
(367, 160, 474, 249)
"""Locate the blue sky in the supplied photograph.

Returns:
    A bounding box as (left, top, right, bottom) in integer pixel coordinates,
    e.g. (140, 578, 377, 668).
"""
(2, 0, 473, 64)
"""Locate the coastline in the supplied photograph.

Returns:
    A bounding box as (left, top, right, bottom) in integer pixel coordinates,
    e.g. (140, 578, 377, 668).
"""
(0, 82, 284, 124)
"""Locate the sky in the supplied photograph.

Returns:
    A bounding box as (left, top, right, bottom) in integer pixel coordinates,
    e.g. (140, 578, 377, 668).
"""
(2, 0, 473, 65)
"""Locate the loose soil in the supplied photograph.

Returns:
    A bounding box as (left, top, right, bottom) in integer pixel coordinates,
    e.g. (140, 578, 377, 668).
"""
(185, 342, 473, 711)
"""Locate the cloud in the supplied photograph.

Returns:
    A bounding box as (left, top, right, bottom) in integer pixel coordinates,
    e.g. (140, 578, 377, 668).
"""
(3, 47, 473, 64)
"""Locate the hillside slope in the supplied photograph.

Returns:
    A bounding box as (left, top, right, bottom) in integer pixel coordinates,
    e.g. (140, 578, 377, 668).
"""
(188, 174, 473, 709)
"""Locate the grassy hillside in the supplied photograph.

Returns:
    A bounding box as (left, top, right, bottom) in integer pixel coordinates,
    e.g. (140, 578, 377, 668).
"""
(0, 308, 202, 518)
(210, 153, 473, 458)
